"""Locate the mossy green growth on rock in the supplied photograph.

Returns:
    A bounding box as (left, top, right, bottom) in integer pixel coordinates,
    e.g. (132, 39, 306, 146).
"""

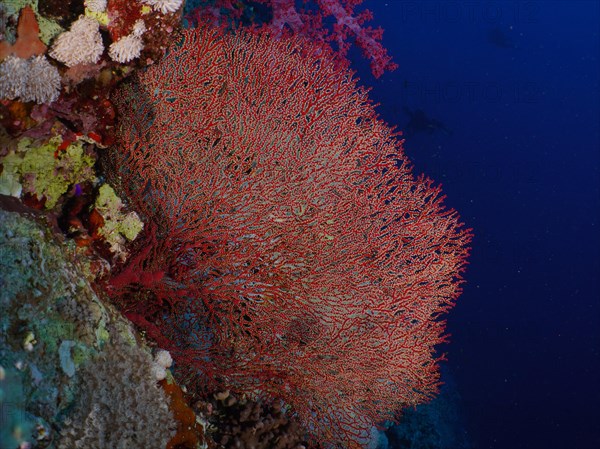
(0, 366, 38, 449)
(0, 205, 111, 405)
(0, 202, 175, 447)
(0, 136, 96, 209)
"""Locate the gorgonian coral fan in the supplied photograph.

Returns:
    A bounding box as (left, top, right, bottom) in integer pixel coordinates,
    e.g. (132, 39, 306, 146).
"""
(106, 26, 471, 447)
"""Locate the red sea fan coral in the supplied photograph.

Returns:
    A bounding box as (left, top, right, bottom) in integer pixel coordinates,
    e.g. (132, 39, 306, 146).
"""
(105, 26, 471, 447)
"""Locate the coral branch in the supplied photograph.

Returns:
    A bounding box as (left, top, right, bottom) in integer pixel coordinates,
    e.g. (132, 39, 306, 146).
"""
(0, 6, 47, 60)
(106, 26, 470, 447)
(187, 0, 397, 78)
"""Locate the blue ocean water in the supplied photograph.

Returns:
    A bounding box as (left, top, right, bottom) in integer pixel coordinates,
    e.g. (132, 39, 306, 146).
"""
(352, 2, 599, 449)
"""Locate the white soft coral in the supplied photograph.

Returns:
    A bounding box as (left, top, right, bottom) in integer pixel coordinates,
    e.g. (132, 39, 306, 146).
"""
(0, 55, 60, 104)
(151, 349, 173, 381)
(84, 0, 107, 12)
(49, 16, 104, 67)
(108, 20, 146, 63)
(142, 0, 183, 14)
(109, 34, 143, 63)
(22, 56, 61, 104)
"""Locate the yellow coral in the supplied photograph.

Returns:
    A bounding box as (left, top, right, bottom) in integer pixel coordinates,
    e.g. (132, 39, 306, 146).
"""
(0, 136, 96, 209)
(94, 184, 144, 259)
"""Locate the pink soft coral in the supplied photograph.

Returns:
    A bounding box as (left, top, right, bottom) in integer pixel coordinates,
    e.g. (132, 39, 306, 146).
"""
(188, 0, 397, 78)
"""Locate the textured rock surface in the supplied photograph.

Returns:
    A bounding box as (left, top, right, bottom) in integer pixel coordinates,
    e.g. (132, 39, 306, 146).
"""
(0, 198, 175, 448)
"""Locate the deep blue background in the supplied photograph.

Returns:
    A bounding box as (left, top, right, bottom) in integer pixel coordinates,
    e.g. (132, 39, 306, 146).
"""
(351, 1, 600, 449)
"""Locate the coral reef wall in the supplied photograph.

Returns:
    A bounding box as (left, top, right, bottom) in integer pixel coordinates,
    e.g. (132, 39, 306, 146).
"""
(0, 197, 176, 449)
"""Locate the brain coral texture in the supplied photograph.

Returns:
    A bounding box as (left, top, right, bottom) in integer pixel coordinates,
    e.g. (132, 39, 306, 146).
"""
(106, 26, 471, 447)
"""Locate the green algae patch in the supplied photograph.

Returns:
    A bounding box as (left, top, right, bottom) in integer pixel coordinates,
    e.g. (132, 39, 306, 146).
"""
(0, 136, 96, 209)
(94, 183, 144, 258)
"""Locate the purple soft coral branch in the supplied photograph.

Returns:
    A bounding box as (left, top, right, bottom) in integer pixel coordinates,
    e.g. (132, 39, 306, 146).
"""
(188, 0, 397, 77)
(271, 0, 305, 35)
(316, 0, 398, 77)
